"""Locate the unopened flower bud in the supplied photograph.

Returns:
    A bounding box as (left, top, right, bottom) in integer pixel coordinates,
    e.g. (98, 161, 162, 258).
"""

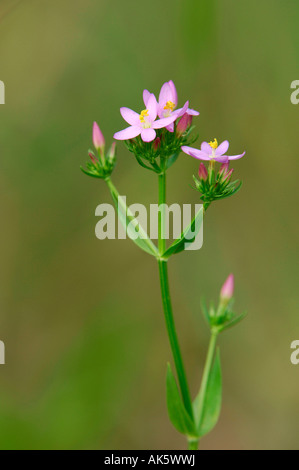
(93, 121, 105, 152)
(223, 168, 234, 181)
(107, 142, 116, 162)
(153, 137, 161, 151)
(219, 162, 229, 175)
(89, 151, 99, 165)
(198, 163, 208, 181)
(176, 113, 192, 136)
(220, 274, 234, 301)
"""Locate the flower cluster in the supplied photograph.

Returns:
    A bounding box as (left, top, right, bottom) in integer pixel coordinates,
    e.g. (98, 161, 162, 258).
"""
(114, 80, 199, 172)
(82, 81, 245, 201)
(186, 139, 245, 205)
(81, 122, 116, 179)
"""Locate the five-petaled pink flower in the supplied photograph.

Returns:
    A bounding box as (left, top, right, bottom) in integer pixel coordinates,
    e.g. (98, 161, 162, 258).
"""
(144, 80, 199, 132)
(182, 138, 245, 163)
(114, 93, 180, 143)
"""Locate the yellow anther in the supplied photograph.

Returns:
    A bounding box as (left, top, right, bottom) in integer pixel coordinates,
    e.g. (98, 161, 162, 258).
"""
(139, 109, 149, 122)
(209, 138, 218, 149)
(164, 101, 176, 112)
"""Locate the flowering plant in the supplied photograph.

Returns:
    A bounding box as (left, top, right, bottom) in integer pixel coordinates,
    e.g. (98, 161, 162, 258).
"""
(81, 80, 246, 450)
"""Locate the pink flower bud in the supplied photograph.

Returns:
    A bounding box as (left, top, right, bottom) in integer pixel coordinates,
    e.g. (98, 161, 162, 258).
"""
(198, 163, 208, 181)
(107, 142, 116, 161)
(219, 162, 229, 175)
(153, 137, 161, 151)
(93, 121, 105, 151)
(176, 113, 192, 136)
(220, 274, 234, 301)
(89, 151, 99, 165)
(223, 168, 234, 181)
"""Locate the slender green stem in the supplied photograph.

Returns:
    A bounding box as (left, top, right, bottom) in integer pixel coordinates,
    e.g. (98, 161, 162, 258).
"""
(196, 331, 218, 431)
(188, 439, 199, 450)
(158, 172, 166, 255)
(157, 171, 193, 419)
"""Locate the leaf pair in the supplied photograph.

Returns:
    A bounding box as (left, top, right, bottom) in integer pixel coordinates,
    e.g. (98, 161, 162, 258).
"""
(166, 352, 222, 441)
(107, 182, 203, 259)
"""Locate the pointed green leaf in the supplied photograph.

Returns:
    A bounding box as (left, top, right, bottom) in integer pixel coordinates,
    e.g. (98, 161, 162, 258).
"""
(166, 150, 180, 169)
(166, 364, 197, 437)
(193, 350, 222, 437)
(108, 187, 159, 258)
(162, 207, 203, 259)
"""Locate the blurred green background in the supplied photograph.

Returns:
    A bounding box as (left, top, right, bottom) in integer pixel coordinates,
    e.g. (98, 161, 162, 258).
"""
(0, 0, 298, 450)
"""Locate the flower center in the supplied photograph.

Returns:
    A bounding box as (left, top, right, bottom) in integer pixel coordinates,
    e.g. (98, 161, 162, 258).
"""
(139, 109, 152, 128)
(139, 109, 149, 123)
(209, 138, 218, 149)
(164, 101, 176, 112)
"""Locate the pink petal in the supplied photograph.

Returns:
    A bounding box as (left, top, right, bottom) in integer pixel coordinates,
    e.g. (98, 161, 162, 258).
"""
(175, 101, 189, 118)
(152, 114, 177, 129)
(228, 152, 246, 160)
(168, 80, 178, 106)
(181, 146, 209, 160)
(113, 126, 141, 140)
(158, 82, 172, 107)
(147, 93, 158, 122)
(120, 107, 140, 126)
(201, 142, 212, 154)
(215, 140, 229, 156)
(214, 155, 229, 163)
(166, 122, 174, 132)
(187, 108, 200, 116)
(143, 89, 151, 107)
(141, 128, 156, 142)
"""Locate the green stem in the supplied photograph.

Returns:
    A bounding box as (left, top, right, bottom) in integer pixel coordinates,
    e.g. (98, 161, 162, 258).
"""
(188, 439, 199, 450)
(157, 171, 193, 419)
(196, 330, 218, 431)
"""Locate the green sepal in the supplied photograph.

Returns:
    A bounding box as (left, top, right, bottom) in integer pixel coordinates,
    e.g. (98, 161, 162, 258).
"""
(80, 166, 102, 178)
(217, 311, 247, 333)
(166, 364, 198, 438)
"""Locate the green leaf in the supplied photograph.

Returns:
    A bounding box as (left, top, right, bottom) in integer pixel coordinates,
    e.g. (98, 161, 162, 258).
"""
(193, 350, 222, 437)
(166, 364, 197, 437)
(166, 150, 180, 170)
(108, 183, 159, 258)
(162, 207, 203, 259)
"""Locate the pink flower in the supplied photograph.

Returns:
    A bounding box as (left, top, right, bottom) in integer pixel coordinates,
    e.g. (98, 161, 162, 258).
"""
(113, 93, 179, 143)
(93, 122, 105, 151)
(220, 274, 234, 300)
(182, 138, 245, 163)
(144, 80, 199, 132)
